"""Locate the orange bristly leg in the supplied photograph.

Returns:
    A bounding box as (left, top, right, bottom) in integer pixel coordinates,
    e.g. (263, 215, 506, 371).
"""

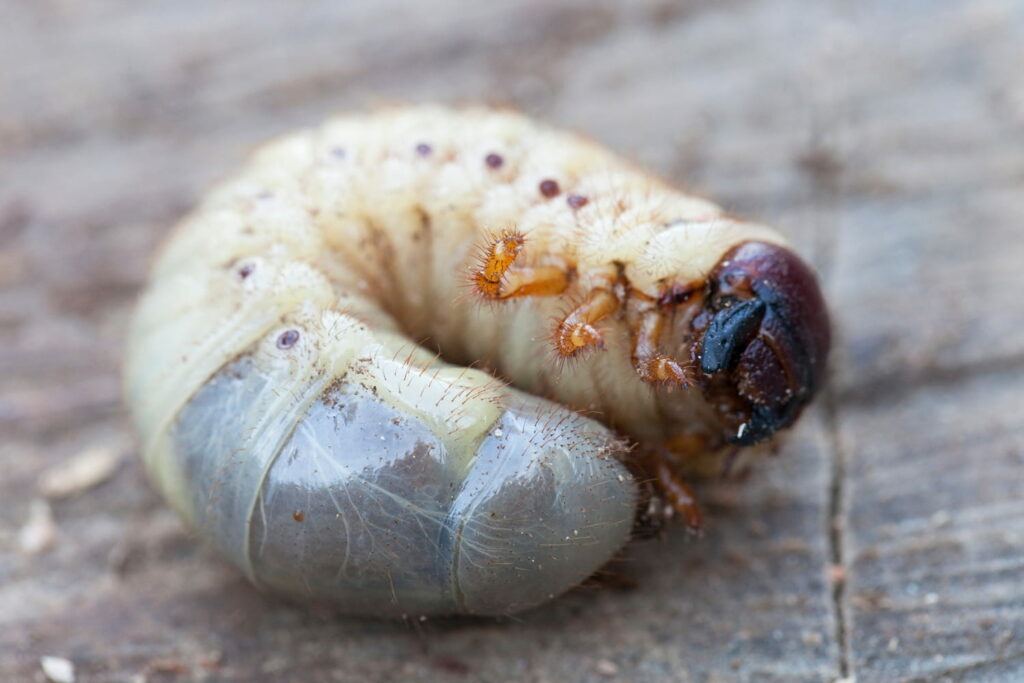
(631, 308, 691, 385)
(654, 459, 703, 531)
(497, 265, 571, 298)
(553, 287, 620, 356)
(471, 232, 571, 299)
(636, 448, 703, 531)
(472, 232, 525, 298)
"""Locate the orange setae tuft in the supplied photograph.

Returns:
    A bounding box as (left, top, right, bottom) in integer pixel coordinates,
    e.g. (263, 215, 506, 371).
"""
(552, 287, 619, 356)
(471, 231, 525, 299)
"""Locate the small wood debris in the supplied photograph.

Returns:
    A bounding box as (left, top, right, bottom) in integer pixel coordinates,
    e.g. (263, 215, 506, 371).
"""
(38, 446, 121, 499)
(18, 499, 57, 555)
(40, 656, 75, 683)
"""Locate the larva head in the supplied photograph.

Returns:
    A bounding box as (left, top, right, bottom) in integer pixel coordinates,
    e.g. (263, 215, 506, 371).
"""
(693, 242, 830, 446)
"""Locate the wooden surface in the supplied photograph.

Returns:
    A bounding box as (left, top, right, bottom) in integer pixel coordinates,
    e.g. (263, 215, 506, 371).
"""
(2, 1, 1023, 681)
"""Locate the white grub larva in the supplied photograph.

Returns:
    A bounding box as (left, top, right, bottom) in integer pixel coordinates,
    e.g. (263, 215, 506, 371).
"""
(124, 106, 830, 617)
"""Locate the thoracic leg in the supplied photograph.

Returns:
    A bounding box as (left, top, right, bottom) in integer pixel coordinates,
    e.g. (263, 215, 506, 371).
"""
(497, 266, 572, 298)
(553, 287, 620, 357)
(471, 232, 570, 299)
(631, 307, 691, 385)
(635, 446, 704, 532)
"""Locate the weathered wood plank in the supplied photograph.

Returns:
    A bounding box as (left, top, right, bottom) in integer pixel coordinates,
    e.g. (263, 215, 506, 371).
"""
(821, 4, 1024, 679)
(2, 0, 1022, 680)
(839, 367, 1024, 681)
(823, 2, 1024, 396)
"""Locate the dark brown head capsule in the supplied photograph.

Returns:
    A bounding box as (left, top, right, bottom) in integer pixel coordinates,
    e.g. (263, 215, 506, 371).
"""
(694, 242, 830, 446)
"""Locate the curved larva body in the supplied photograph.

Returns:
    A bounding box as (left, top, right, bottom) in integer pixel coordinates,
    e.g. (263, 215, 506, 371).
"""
(125, 106, 828, 617)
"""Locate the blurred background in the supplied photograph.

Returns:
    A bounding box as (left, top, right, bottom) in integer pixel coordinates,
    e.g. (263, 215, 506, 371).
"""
(2, 1, 1023, 681)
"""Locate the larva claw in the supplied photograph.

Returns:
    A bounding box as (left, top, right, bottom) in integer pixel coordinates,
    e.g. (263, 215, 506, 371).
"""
(631, 308, 691, 386)
(562, 322, 604, 352)
(553, 287, 619, 356)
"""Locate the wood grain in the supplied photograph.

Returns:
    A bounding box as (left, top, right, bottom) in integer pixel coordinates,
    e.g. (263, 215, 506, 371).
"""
(2, 1, 1021, 681)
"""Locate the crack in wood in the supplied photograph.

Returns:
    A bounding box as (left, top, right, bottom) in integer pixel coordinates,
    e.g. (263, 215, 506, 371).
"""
(825, 381, 850, 679)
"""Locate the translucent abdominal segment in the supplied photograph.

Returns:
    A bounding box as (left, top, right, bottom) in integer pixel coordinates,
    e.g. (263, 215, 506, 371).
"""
(170, 353, 637, 617)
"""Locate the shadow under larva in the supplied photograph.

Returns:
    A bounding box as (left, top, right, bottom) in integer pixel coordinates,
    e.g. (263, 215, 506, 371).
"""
(124, 105, 830, 618)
